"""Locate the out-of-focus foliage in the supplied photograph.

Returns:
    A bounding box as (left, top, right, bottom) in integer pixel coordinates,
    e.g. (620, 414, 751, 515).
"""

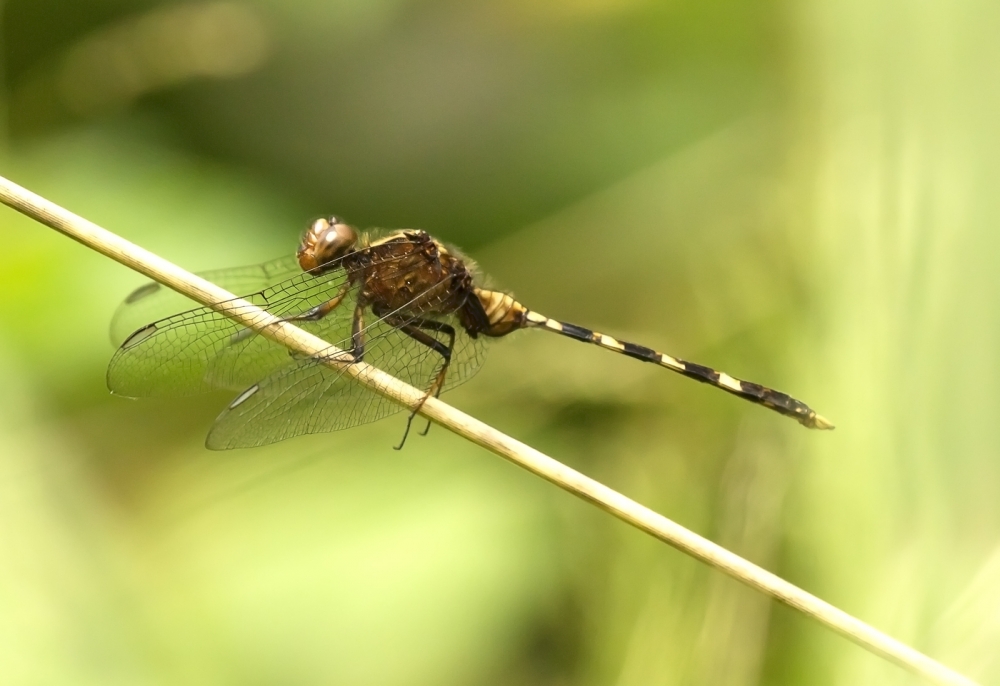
(0, 0, 998, 685)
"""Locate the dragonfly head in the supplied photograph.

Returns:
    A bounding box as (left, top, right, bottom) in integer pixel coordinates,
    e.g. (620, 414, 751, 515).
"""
(298, 216, 358, 272)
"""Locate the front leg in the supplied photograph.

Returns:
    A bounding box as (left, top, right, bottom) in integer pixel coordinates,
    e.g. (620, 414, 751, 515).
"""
(348, 301, 366, 363)
(284, 281, 352, 323)
(320, 297, 366, 364)
(228, 282, 353, 347)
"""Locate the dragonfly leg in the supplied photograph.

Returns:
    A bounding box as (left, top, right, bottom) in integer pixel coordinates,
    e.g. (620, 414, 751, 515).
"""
(349, 302, 366, 363)
(228, 282, 353, 347)
(380, 316, 455, 450)
(412, 320, 456, 436)
(314, 300, 365, 368)
(283, 282, 352, 323)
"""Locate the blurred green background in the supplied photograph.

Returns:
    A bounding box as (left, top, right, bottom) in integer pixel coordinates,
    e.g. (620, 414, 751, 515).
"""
(1, 0, 999, 684)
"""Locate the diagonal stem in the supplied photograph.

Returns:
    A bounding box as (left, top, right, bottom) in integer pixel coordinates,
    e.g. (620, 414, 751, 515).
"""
(0, 173, 979, 686)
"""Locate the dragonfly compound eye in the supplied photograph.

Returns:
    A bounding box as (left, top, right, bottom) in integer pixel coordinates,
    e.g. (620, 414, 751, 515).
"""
(298, 217, 358, 271)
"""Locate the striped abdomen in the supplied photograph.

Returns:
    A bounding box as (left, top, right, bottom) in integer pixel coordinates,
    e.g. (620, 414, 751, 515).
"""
(521, 310, 833, 430)
(473, 288, 528, 337)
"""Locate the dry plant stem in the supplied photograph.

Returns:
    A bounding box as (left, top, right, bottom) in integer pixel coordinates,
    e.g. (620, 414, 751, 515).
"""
(0, 174, 979, 686)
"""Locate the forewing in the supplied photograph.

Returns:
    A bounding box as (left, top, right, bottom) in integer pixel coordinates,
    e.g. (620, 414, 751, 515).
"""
(107, 240, 432, 399)
(206, 309, 489, 450)
(110, 256, 302, 346)
(107, 269, 354, 398)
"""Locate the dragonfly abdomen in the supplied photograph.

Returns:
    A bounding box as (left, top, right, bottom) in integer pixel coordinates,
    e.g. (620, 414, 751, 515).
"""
(522, 310, 833, 430)
(469, 288, 529, 337)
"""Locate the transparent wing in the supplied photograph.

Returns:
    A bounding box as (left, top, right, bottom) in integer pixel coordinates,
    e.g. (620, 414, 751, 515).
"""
(106, 239, 438, 399)
(106, 269, 356, 398)
(110, 256, 303, 346)
(206, 308, 490, 450)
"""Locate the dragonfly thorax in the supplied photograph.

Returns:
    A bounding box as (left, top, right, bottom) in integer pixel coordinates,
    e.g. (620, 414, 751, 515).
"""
(360, 231, 471, 318)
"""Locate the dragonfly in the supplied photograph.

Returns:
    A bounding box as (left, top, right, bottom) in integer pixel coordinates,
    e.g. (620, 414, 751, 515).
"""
(108, 217, 834, 450)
